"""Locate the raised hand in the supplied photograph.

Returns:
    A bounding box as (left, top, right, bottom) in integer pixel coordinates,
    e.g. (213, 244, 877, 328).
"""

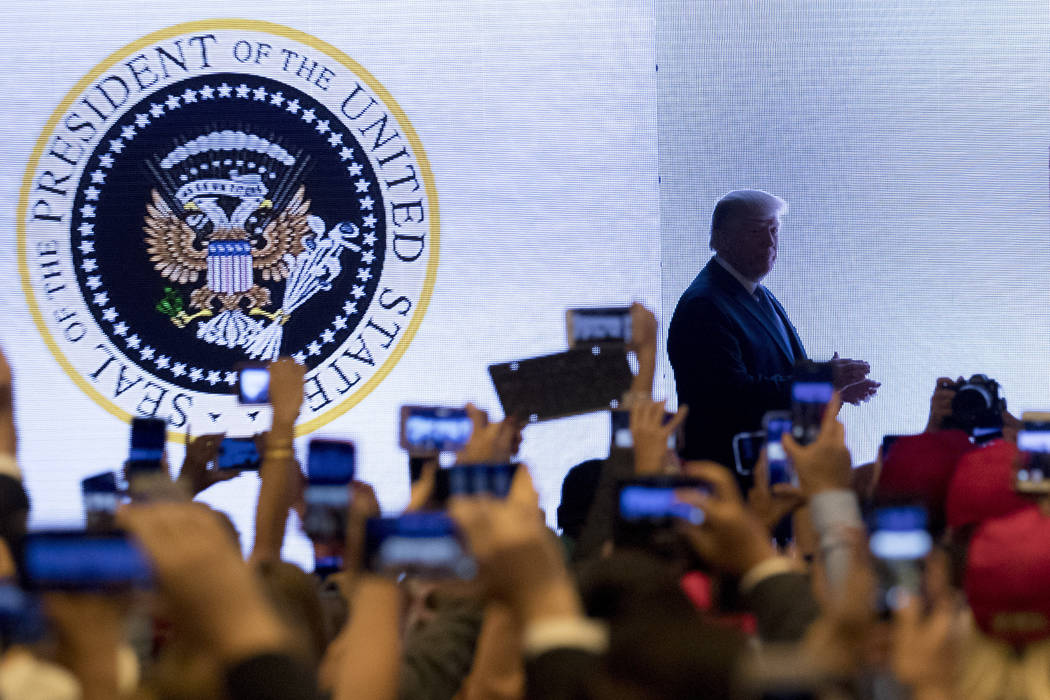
(118, 502, 290, 661)
(746, 451, 806, 532)
(675, 461, 777, 576)
(629, 399, 687, 475)
(626, 302, 657, 400)
(782, 392, 852, 496)
(456, 404, 525, 465)
(892, 593, 956, 698)
(268, 357, 306, 426)
(925, 377, 961, 433)
(449, 495, 579, 624)
(177, 432, 240, 496)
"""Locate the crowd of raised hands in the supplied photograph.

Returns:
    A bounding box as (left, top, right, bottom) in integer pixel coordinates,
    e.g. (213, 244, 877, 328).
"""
(0, 304, 1046, 700)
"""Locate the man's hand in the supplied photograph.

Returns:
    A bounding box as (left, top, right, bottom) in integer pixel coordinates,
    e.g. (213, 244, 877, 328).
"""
(177, 433, 240, 496)
(782, 393, 852, 496)
(839, 379, 879, 405)
(830, 352, 870, 388)
(268, 357, 305, 427)
(456, 404, 525, 465)
(831, 353, 879, 405)
(119, 502, 290, 661)
(450, 495, 580, 624)
(747, 451, 806, 532)
(675, 461, 777, 576)
(925, 377, 961, 433)
(45, 593, 128, 700)
(629, 399, 687, 475)
(893, 592, 957, 698)
(628, 302, 657, 354)
(626, 302, 657, 400)
(1002, 409, 1022, 445)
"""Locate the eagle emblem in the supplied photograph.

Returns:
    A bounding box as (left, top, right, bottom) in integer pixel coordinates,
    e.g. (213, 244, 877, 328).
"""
(142, 130, 361, 359)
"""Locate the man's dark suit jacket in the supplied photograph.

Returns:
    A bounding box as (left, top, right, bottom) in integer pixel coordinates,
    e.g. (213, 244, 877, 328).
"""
(668, 257, 807, 468)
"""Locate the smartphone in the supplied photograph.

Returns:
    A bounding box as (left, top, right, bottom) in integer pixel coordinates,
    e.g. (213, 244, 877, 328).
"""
(81, 471, 118, 532)
(732, 430, 765, 476)
(399, 406, 473, 455)
(217, 437, 261, 471)
(1015, 412, 1050, 494)
(237, 364, 270, 404)
(302, 439, 355, 542)
(790, 362, 834, 445)
(432, 463, 518, 505)
(127, 417, 167, 475)
(364, 513, 476, 580)
(763, 411, 795, 486)
(566, 307, 632, 347)
(613, 476, 711, 554)
(868, 505, 932, 613)
(610, 410, 679, 451)
(20, 531, 152, 591)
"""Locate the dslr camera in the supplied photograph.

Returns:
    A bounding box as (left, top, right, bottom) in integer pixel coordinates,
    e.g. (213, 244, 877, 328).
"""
(942, 374, 1005, 441)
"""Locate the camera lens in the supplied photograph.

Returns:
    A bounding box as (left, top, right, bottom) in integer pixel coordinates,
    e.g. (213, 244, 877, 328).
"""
(950, 383, 990, 431)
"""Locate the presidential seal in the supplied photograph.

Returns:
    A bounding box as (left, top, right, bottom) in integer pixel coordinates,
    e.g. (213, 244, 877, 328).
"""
(19, 20, 438, 436)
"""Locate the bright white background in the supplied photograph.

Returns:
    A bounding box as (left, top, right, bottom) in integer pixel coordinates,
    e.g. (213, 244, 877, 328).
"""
(657, 0, 1050, 464)
(0, 1, 660, 565)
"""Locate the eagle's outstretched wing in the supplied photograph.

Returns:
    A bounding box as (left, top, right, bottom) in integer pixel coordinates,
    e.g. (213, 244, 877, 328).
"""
(253, 185, 310, 282)
(143, 190, 208, 284)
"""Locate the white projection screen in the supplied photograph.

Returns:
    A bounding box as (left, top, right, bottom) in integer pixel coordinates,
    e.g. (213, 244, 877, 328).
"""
(0, 1, 659, 565)
(658, 1, 1050, 464)
(0, 0, 1048, 570)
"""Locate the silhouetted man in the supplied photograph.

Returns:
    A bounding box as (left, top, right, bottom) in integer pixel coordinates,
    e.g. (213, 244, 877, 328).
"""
(667, 189, 877, 469)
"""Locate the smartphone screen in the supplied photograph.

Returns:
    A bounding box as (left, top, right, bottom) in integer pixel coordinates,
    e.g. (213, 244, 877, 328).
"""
(364, 513, 476, 580)
(610, 410, 679, 450)
(21, 532, 152, 591)
(567, 307, 632, 347)
(613, 477, 710, 554)
(217, 437, 261, 471)
(1015, 414, 1050, 493)
(618, 483, 707, 525)
(303, 439, 355, 542)
(237, 365, 270, 404)
(399, 406, 473, 454)
(447, 464, 517, 497)
(869, 505, 932, 612)
(763, 411, 795, 486)
(81, 472, 119, 531)
(732, 430, 765, 476)
(791, 363, 834, 445)
(127, 417, 167, 474)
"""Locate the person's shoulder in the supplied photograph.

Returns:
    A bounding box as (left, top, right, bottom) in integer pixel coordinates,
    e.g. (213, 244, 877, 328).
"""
(673, 265, 729, 318)
(669, 281, 728, 345)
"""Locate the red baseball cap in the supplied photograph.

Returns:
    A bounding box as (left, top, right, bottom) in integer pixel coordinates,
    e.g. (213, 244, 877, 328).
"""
(946, 439, 1031, 529)
(965, 506, 1050, 646)
(876, 430, 973, 518)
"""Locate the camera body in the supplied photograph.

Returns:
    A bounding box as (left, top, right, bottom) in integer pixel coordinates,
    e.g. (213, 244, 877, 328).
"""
(942, 374, 1005, 441)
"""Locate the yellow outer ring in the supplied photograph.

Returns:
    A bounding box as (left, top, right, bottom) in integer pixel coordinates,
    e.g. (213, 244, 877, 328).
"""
(17, 18, 440, 443)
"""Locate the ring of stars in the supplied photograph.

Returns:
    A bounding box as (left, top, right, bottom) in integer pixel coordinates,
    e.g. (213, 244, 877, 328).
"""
(77, 78, 385, 385)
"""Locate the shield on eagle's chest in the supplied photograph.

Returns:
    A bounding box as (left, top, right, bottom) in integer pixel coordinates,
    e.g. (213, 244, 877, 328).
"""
(207, 240, 253, 294)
